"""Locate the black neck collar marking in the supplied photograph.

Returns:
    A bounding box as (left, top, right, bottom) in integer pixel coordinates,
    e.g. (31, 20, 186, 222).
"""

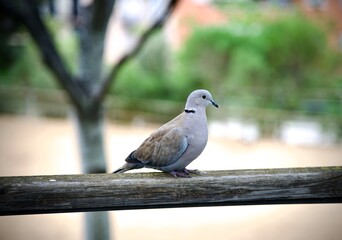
(184, 108, 196, 113)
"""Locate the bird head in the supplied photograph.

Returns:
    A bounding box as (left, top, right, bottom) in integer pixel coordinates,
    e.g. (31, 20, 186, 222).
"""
(185, 89, 219, 111)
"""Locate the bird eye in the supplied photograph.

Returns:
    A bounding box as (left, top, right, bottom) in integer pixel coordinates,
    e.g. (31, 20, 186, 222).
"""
(202, 95, 206, 99)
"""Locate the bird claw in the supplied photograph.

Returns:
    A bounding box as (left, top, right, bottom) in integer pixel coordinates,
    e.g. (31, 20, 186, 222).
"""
(169, 169, 201, 178)
(170, 170, 191, 178)
(183, 168, 201, 175)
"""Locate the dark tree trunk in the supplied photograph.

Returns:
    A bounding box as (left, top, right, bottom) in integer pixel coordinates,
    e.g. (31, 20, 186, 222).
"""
(74, 0, 114, 175)
(85, 211, 110, 240)
(76, 110, 107, 174)
(75, 3, 115, 240)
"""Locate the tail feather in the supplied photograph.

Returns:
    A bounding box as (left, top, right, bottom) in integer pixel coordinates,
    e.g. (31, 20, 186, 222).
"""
(113, 165, 128, 174)
(113, 150, 144, 174)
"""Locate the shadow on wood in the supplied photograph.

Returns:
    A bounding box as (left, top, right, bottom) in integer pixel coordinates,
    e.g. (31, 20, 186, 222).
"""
(1, 167, 341, 216)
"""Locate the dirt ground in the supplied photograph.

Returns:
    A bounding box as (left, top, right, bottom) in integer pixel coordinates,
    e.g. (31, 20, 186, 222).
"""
(0, 115, 341, 240)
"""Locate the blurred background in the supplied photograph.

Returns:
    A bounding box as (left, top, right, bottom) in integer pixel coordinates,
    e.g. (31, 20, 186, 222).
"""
(0, 0, 341, 239)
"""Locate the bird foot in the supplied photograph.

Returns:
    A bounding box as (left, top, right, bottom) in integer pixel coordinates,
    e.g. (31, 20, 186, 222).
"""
(170, 170, 191, 178)
(183, 168, 201, 175)
(169, 169, 201, 178)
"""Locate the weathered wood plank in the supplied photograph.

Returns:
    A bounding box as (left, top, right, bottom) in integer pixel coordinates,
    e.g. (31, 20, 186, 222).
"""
(0, 167, 341, 216)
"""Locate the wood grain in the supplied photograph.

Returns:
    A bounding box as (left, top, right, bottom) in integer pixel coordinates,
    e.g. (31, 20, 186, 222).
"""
(1, 167, 341, 215)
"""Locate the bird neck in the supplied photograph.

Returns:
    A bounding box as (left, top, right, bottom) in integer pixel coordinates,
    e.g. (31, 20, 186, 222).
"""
(184, 106, 207, 117)
(184, 108, 196, 113)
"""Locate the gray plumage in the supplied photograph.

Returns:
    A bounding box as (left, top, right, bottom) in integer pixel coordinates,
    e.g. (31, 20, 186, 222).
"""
(113, 89, 218, 177)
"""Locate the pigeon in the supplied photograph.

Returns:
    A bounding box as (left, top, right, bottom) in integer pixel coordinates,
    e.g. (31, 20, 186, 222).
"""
(113, 89, 218, 177)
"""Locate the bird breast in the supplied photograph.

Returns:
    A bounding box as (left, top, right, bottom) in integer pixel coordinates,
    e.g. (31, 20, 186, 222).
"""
(183, 113, 208, 158)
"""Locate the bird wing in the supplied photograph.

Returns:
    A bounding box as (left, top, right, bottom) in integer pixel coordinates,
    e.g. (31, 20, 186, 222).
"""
(133, 124, 188, 168)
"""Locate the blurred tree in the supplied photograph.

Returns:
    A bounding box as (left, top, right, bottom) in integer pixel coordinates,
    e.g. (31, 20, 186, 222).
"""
(176, 14, 341, 136)
(112, 31, 173, 99)
(0, 0, 178, 239)
(260, 16, 327, 109)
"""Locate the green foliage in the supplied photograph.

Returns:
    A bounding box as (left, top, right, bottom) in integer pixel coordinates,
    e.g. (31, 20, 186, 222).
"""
(0, 33, 57, 88)
(262, 16, 324, 75)
(111, 12, 341, 130)
(175, 13, 341, 116)
(0, 17, 78, 89)
(112, 31, 175, 100)
(2, 10, 340, 127)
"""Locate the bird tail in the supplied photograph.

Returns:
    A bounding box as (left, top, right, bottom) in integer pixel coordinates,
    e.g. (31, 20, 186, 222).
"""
(113, 163, 141, 173)
(113, 151, 144, 174)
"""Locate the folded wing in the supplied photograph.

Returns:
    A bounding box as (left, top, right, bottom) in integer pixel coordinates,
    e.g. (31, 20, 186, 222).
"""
(132, 127, 188, 167)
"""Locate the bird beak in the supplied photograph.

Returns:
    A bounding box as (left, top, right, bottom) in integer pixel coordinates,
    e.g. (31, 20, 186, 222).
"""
(210, 100, 219, 108)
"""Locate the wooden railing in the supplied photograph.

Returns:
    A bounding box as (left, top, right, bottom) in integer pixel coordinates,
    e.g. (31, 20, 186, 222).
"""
(1, 166, 341, 216)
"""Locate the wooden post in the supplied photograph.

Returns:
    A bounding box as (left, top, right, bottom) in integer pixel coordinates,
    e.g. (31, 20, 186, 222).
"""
(1, 167, 341, 216)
